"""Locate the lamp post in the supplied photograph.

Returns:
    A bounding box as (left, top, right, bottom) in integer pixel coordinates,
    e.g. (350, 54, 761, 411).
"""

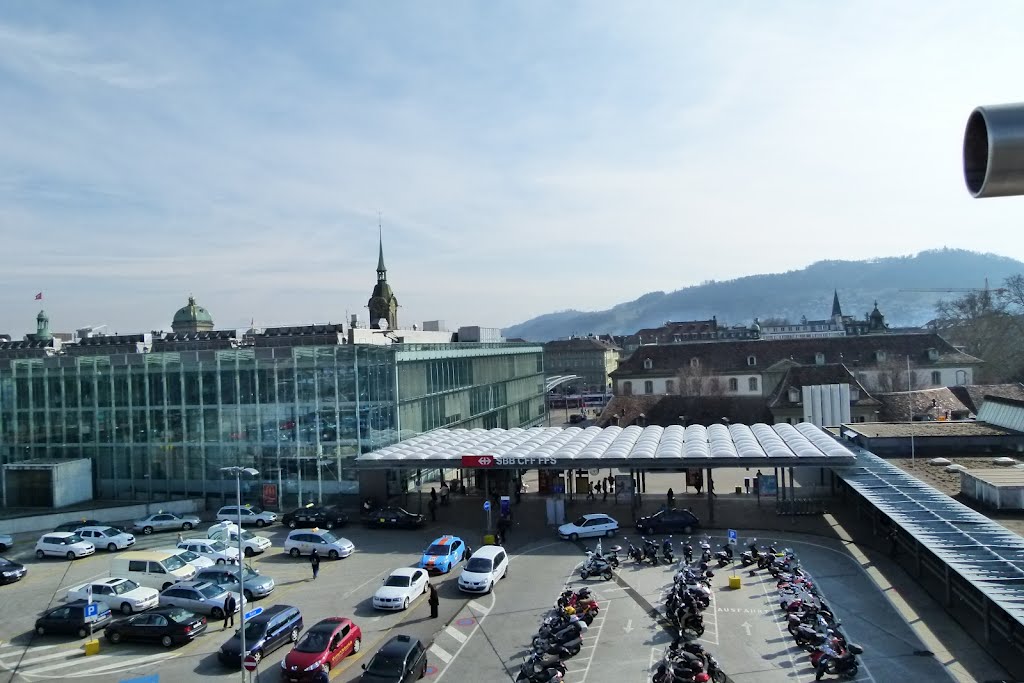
(220, 466, 259, 682)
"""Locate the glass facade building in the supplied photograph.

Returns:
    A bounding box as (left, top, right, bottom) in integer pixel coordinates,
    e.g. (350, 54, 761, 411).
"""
(0, 342, 545, 508)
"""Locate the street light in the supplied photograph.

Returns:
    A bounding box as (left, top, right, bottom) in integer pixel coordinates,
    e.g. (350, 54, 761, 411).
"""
(220, 465, 259, 681)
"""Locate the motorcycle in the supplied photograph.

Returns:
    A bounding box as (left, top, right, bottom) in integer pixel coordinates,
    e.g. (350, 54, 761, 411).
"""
(713, 544, 733, 568)
(606, 545, 622, 568)
(699, 538, 712, 564)
(683, 538, 694, 565)
(643, 538, 660, 566)
(662, 537, 675, 564)
(625, 538, 644, 564)
(579, 552, 614, 581)
(516, 658, 566, 682)
(739, 540, 760, 567)
(810, 641, 862, 679)
(533, 633, 582, 658)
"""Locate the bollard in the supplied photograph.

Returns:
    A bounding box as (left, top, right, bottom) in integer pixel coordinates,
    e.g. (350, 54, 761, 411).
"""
(84, 639, 100, 656)
(728, 576, 742, 590)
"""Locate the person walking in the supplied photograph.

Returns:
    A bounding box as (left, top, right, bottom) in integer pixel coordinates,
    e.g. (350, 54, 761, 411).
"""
(428, 497, 438, 522)
(310, 548, 320, 581)
(428, 583, 439, 619)
(667, 488, 675, 508)
(222, 593, 236, 630)
(177, 532, 184, 545)
(710, 479, 717, 498)
(497, 515, 510, 545)
(440, 482, 450, 506)
(587, 483, 596, 501)
(430, 487, 438, 505)
(602, 481, 608, 502)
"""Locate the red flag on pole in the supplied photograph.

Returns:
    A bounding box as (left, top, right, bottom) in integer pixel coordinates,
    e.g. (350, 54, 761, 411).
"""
(34, 292, 43, 300)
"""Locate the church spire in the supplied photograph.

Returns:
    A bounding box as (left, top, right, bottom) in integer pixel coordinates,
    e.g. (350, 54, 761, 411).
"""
(831, 290, 843, 318)
(376, 216, 387, 281)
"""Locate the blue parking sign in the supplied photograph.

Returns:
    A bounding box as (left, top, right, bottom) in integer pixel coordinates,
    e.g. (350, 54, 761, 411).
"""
(727, 529, 738, 545)
(84, 603, 99, 618)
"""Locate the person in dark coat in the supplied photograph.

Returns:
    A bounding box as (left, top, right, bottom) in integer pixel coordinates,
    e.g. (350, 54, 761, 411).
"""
(428, 497, 438, 522)
(223, 593, 236, 629)
(496, 515, 511, 544)
(667, 488, 675, 508)
(430, 487, 438, 505)
(310, 548, 320, 580)
(428, 583, 439, 619)
(313, 664, 330, 683)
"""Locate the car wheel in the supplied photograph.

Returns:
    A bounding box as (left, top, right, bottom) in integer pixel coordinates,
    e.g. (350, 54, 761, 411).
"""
(35, 550, 45, 560)
(66, 551, 76, 561)
(352, 638, 361, 654)
(75, 626, 90, 639)
(211, 607, 223, 619)
(487, 582, 494, 594)
(287, 519, 297, 528)
(107, 543, 118, 552)
(244, 589, 254, 601)
(162, 582, 173, 591)
(35, 626, 45, 636)
(646, 526, 655, 535)
(403, 598, 410, 610)
(606, 529, 616, 538)
(143, 526, 153, 535)
(423, 582, 428, 594)
(216, 558, 226, 565)
(121, 603, 133, 615)
(182, 522, 193, 531)
(256, 520, 266, 528)
(503, 565, 508, 579)
(108, 631, 122, 644)
(289, 548, 301, 558)
(289, 627, 299, 643)
(420, 661, 427, 679)
(580, 570, 589, 580)
(570, 533, 579, 542)
(0, 543, 7, 552)
(244, 547, 255, 558)
(328, 549, 339, 560)
(161, 635, 173, 648)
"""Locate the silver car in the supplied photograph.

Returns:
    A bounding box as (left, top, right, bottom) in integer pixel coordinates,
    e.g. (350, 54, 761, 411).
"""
(193, 566, 275, 601)
(158, 580, 244, 618)
(132, 512, 202, 535)
(0, 533, 13, 552)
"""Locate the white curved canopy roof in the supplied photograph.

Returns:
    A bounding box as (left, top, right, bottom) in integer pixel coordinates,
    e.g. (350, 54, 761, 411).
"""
(356, 422, 855, 468)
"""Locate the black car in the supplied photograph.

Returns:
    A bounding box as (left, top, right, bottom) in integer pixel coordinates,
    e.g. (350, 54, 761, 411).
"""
(635, 508, 701, 535)
(36, 599, 112, 638)
(104, 606, 207, 647)
(360, 634, 428, 682)
(282, 505, 350, 530)
(361, 507, 425, 530)
(218, 604, 303, 667)
(0, 557, 27, 584)
(53, 519, 102, 533)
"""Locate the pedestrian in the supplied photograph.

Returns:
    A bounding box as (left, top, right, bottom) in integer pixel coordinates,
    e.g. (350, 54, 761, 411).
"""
(887, 528, 899, 558)
(667, 487, 675, 508)
(710, 479, 717, 498)
(440, 482, 450, 506)
(465, 543, 474, 558)
(428, 497, 438, 522)
(314, 664, 331, 683)
(428, 583, 439, 619)
(694, 478, 703, 495)
(497, 515, 510, 544)
(177, 532, 184, 545)
(223, 593, 236, 629)
(753, 470, 762, 496)
(430, 487, 438, 505)
(587, 483, 596, 501)
(602, 481, 608, 502)
(310, 548, 320, 580)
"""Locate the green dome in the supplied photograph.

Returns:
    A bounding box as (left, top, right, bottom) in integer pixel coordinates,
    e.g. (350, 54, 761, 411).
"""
(173, 296, 214, 326)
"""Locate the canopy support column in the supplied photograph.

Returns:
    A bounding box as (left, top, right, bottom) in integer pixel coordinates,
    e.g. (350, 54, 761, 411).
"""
(706, 468, 715, 525)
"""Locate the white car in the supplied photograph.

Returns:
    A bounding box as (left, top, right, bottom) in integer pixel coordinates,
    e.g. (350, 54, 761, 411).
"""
(160, 547, 216, 570)
(35, 532, 95, 560)
(215, 505, 277, 528)
(557, 514, 619, 540)
(207, 522, 272, 557)
(67, 577, 159, 615)
(177, 539, 239, 565)
(283, 529, 354, 560)
(372, 567, 429, 610)
(0, 533, 13, 552)
(132, 512, 202, 535)
(458, 545, 509, 594)
(75, 526, 136, 552)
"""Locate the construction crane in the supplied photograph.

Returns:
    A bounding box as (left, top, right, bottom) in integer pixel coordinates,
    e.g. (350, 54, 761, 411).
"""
(900, 279, 1006, 295)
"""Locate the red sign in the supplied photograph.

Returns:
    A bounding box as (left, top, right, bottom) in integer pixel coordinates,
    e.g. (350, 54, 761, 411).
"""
(243, 654, 259, 672)
(262, 484, 278, 508)
(461, 455, 494, 468)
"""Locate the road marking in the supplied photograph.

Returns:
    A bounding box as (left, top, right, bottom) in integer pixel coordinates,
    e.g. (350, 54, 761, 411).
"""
(66, 652, 178, 677)
(443, 625, 467, 644)
(0, 644, 63, 653)
(429, 643, 453, 663)
(58, 571, 108, 593)
(0, 650, 79, 668)
(467, 600, 491, 615)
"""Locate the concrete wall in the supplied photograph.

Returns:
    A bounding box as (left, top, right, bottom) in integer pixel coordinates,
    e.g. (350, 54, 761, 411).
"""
(0, 498, 205, 535)
(960, 472, 1024, 510)
(53, 458, 93, 508)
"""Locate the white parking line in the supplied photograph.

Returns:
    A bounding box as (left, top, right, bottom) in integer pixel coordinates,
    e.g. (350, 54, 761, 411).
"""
(467, 599, 491, 615)
(66, 652, 178, 677)
(444, 625, 467, 644)
(57, 571, 108, 593)
(0, 644, 62, 653)
(0, 650, 79, 668)
(429, 643, 453, 664)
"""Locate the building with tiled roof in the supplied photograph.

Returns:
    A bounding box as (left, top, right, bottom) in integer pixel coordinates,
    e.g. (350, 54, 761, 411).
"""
(765, 364, 881, 424)
(620, 318, 759, 354)
(543, 335, 621, 392)
(948, 383, 1024, 415)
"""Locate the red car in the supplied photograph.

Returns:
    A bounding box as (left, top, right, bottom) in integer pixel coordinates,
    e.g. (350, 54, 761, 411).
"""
(280, 617, 361, 681)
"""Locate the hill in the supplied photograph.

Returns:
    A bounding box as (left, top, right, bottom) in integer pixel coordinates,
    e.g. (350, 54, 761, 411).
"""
(503, 249, 1024, 341)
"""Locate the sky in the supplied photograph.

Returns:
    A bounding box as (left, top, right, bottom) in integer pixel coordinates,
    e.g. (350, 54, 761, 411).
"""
(2, 1, 1024, 337)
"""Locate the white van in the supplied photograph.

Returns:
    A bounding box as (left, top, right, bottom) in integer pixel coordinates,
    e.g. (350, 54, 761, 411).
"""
(458, 545, 509, 594)
(110, 550, 197, 591)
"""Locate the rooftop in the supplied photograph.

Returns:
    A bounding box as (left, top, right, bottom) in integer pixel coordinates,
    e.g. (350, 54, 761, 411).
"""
(842, 421, 1018, 438)
(961, 469, 1024, 487)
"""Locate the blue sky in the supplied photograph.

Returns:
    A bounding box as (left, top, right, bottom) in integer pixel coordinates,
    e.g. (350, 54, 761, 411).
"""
(2, 2, 1024, 336)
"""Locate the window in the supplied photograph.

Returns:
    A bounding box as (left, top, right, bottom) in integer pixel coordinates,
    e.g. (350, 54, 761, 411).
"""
(850, 388, 860, 400)
(665, 380, 675, 394)
(955, 369, 967, 386)
(128, 560, 147, 572)
(875, 351, 886, 362)
(643, 358, 653, 370)
(747, 355, 756, 366)
(928, 348, 939, 361)
(931, 371, 941, 386)
(644, 381, 654, 394)
(748, 377, 758, 391)
(728, 378, 738, 392)
(690, 358, 699, 368)
(788, 387, 800, 403)
(815, 352, 825, 365)
(622, 381, 632, 396)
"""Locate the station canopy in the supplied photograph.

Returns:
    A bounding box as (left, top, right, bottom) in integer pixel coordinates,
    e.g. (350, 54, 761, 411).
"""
(356, 422, 856, 469)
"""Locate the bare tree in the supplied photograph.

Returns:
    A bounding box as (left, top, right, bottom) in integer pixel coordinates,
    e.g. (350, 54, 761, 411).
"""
(873, 357, 916, 393)
(934, 278, 1024, 382)
(675, 362, 725, 397)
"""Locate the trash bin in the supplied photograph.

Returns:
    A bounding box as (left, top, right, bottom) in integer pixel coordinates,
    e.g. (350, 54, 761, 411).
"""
(84, 639, 100, 656)
(728, 576, 742, 590)
(734, 486, 742, 495)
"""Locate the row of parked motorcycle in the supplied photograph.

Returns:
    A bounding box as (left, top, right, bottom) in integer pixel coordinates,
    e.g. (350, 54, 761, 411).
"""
(653, 562, 727, 682)
(515, 587, 602, 682)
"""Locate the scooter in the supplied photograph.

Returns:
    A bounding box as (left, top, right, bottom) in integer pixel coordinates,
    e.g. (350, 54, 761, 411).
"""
(714, 544, 733, 568)
(683, 538, 694, 565)
(662, 537, 675, 564)
(810, 642, 863, 679)
(579, 552, 613, 581)
(516, 658, 566, 682)
(606, 545, 622, 568)
(625, 538, 644, 564)
(699, 538, 712, 564)
(643, 538, 660, 565)
(739, 540, 760, 567)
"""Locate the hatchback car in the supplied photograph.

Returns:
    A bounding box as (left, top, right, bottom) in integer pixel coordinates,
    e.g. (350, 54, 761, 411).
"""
(67, 577, 159, 615)
(178, 538, 240, 564)
(35, 532, 95, 560)
(281, 617, 362, 682)
(557, 514, 619, 541)
(360, 634, 427, 682)
(76, 526, 136, 552)
(284, 529, 354, 560)
(0, 533, 13, 552)
(36, 599, 112, 638)
(361, 507, 425, 530)
(194, 566, 275, 601)
(159, 580, 243, 618)
(282, 505, 350, 530)
(216, 505, 277, 528)
(372, 568, 428, 611)
(0, 557, 27, 584)
(635, 507, 701, 535)
(458, 545, 509, 594)
(218, 604, 302, 667)
(133, 512, 202, 535)
(418, 535, 466, 574)
(104, 606, 207, 647)
(161, 546, 216, 570)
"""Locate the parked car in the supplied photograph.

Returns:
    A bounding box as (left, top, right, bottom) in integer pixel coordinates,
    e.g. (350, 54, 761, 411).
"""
(281, 617, 362, 682)
(217, 604, 302, 667)
(360, 507, 425, 530)
(104, 606, 207, 648)
(458, 545, 509, 594)
(194, 566, 275, 601)
(36, 599, 112, 638)
(111, 550, 198, 591)
(0, 533, 14, 552)
(177, 538, 240, 565)
(159, 580, 244, 618)
(282, 505, 350, 530)
(417, 535, 466, 574)
(0, 556, 27, 584)
(76, 526, 136, 552)
(557, 514, 619, 541)
(132, 512, 202, 535)
(372, 568, 429, 611)
(207, 521, 272, 556)
(67, 577, 159, 615)
(283, 529, 354, 560)
(161, 546, 216, 570)
(53, 519, 102, 533)
(635, 508, 701, 535)
(35, 532, 95, 560)
(216, 505, 277, 528)
(359, 634, 427, 682)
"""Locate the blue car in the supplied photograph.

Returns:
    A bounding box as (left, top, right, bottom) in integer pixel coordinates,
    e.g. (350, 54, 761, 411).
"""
(418, 535, 466, 574)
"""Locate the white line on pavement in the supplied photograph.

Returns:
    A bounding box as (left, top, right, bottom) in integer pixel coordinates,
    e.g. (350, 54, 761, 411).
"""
(429, 643, 453, 664)
(0, 644, 62, 653)
(58, 571, 108, 593)
(65, 653, 177, 677)
(0, 650, 80, 668)
(444, 625, 467, 644)
(467, 600, 491, 615)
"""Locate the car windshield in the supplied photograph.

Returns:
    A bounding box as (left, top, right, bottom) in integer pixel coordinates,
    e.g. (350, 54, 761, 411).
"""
(176, 549, 200, 562)
(384, 575, 411, 587)
(241, 621, 266, 639)
(245, 506, 264, 514)
(465, 558, 492, 573)
(366, 655, 403, 676)
(208, 540, 228, 552)
(165, 607, 192, 623)
(112, 580, 140, 595)
(295, 628, 333, 653)
(67, 534, 84, 544)
(197, 583, 224, 599)
(0, 559, 13, 567)
(572, 517, 588, 527)
(163, 555, 186, 571)
(239, 530, 257, 541)
(319, 532, 338, 544)
(425, 544, 449, 556)
(99, 527, 119, 536)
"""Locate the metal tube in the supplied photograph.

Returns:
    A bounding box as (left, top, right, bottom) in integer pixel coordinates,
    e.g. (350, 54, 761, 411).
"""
(963, 103, 1024, 198)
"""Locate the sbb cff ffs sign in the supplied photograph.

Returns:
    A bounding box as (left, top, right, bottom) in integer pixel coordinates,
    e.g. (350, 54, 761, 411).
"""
(461, 455, 557, 468)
